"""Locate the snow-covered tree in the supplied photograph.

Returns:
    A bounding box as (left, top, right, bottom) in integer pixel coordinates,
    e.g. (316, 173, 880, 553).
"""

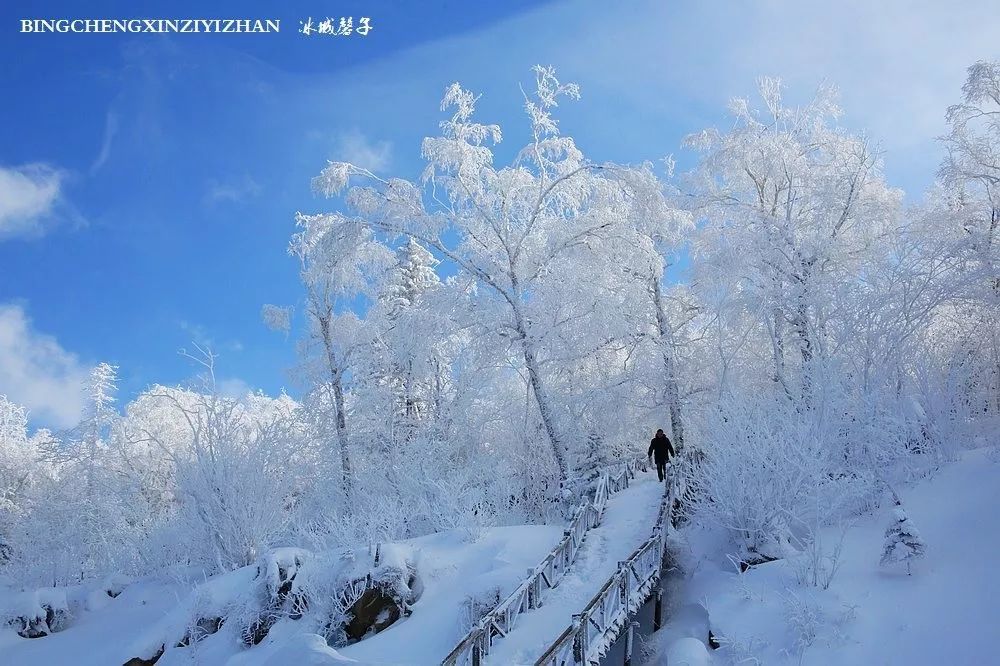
(880, 504, 926, 575)
(574, 430, 609, 487)
(261, 304, 293, 336)
(685, 78, 901, 406)
(0, 396, 34, 563)
(74, 363, 121, 580)
(374, 238, 443, 428)
(309, 67, 683, 485)
(289, 214, 393, 511)
(934, 60, 1000, 425)
(380, 238, 441, 317)
(940, 60, 1000, 286)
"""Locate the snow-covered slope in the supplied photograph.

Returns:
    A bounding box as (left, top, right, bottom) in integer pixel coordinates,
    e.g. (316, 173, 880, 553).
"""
(0, 526, 563, 666)
(336, 526, 565, 664)
(646, 447, 1000, 665)
(0, 471, 668, 666)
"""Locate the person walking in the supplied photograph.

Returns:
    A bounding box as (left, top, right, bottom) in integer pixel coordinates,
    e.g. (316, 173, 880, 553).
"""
(648, 428, 675, 482)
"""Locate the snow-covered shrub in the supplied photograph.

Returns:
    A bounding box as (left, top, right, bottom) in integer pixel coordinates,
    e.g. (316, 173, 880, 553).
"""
(781, 589, 822, 654)
(136, 386, 307, 573)
(459, 585, 503, 633)
(880, 504, 926, 574)
(1, 587, 74, 638)
(684, 396, 840, 559)
(789, 522, 849, 590)
(286, 544, 421, 648)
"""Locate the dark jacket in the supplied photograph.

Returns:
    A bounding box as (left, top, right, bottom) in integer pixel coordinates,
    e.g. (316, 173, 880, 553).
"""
(648, 433, 675, 463)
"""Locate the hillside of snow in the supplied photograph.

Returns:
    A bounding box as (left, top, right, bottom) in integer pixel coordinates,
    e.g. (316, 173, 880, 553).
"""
(0, 469, 668, 665)
(644, 447, 1000, 665)
(0, 525, 565, 666)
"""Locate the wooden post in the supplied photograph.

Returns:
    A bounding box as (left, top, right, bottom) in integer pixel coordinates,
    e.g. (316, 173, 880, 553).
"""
(652, 588, 663, 631)
(527, 568, 536, 609)
(623, 621, 636, 666)
(563, 529, 572, 574)
(618, 564, 629, 608)
(572, 613, 585, 664)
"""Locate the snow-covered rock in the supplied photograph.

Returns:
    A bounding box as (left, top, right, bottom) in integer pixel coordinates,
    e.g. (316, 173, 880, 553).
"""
(258, 634, 357, 665)
(664, 636, 710, 665)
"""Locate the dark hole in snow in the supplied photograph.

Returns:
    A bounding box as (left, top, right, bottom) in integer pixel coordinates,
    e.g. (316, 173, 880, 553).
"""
(737, 553, 779, 572)
(177, 616, 224, 647)
(344, 586, 403, 642)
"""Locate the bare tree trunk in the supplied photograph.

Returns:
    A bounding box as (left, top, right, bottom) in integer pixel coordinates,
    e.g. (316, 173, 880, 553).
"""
(793, 260, 816, 407)
(432, 357, 443, 420)
(769, 307, 794, 401)
(651, 276, 685, 449)
(512, 306, 570, 484)
(793, 302, 813, 405)
(404, 358, 416, 421)
(319, 313, 354, 512)
(330, 374, 353, 505)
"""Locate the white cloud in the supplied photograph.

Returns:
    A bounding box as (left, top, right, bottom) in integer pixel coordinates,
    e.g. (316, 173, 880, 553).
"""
(204, 174, 261, 205)
(0, 164, 64, 239)
(326, 0, 996, 194)
(538, 0, 1000, 191)
(217, 377, 252, 399)
(0, 304, 89, 428)
(179, 320, 244, 353)
(90, 111, 119, 175)
(334, 129, 392, 172)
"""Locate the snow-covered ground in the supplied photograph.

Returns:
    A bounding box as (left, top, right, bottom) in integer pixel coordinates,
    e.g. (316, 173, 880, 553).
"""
(0, 526, 564, 665)
(0, 578, 185, 666)
(0, 471, 666, 666)
(336, 526, 564, 665)
(486, 471, 664, 664)
(5, 449, 997, 666)
(644, 447, 1000, 665)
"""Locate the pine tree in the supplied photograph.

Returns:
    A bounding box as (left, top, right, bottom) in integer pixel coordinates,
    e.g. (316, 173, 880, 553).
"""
(378, 239, 441, 425)
(572, 431, 609, 497)
(880, 504, 926, 575)
(381, 238, 440, 318)
(80, 363, 119, 580)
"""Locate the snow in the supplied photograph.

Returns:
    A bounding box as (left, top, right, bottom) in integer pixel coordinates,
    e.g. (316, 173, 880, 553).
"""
(0, 525, 563, 666)
(485, 470, 665, 664)
(665, 637, 711, 666)
(3, 451, 998, 666)
(646, 447, 1000, 665)
(338, 525, 563, 664)
(257, 634, 357, 664)
(0, 579, 181, 664)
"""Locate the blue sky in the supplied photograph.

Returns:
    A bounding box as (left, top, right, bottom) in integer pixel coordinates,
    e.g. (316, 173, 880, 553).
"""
(2, 0, 998, 428)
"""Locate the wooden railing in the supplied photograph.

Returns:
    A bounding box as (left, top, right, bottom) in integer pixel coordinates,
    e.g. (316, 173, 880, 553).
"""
(441, 459, 645, 666)
(534, 467, 680, 666)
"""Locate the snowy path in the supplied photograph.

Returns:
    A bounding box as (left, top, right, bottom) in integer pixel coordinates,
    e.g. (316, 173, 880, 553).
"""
(485, 470, 665, 665)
